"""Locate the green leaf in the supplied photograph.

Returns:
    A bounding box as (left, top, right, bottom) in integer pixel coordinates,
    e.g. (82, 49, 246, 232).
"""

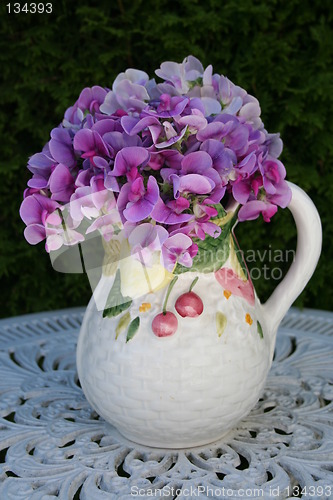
(103, 269, 132, 318)
(126, 316, 140, 342)
(257, 321, 264, 339)
(212, 203, 227, 220)
(115, 311, 131, 339)
(175, 209, 238, 274)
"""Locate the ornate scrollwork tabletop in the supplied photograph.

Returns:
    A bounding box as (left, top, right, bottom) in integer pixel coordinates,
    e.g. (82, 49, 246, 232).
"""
(0, 307, 332, 499)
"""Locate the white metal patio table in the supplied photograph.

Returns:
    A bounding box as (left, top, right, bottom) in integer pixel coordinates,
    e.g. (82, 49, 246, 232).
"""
(0, 307, 332, 499)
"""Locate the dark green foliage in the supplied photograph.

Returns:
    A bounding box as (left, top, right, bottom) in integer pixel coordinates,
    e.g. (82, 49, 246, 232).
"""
(0, 0, 332, 317)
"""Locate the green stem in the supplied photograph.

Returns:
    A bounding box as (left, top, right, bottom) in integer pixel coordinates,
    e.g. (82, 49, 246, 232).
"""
(189, 276, 199, 292)
(163, 276, 178, 314)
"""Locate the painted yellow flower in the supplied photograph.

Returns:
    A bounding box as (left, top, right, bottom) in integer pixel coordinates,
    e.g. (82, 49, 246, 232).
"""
(139, 302, 151, 313)
(245, 313, 253, 326)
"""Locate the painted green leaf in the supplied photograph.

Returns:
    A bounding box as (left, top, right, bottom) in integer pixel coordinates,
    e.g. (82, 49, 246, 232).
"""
(174, 209, 237, 274)
(103, 269, 132, 318)
(216, 311, 227, 337)
(257, 321, 264, 339)
(115, 311, 131, 339)
(126, 316, 140, 343)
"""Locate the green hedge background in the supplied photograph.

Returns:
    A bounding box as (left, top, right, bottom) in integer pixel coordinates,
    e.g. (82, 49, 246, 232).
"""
(0, 0, 332, 318)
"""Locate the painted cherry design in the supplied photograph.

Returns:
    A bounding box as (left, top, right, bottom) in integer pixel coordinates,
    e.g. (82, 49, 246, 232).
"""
(152, 277, 178, 337)
(175, 277, 203, 318)
(152, 311, 178, 337)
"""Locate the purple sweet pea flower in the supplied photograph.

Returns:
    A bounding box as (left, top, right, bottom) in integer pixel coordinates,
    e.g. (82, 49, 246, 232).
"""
(75, 169, 94, 188)
(90, 174, 118, 214)
(49, 128, 76, 168)
(197, 115, 251, 156)
(127, 222, 169, 267)
(171, 173, 214, 198)
(85, 213, 119, 242)
(184, 55, 205, 81)
(92, 117, 122, 134)
(121, 115, 161, 145)
(102, 130, 142, 158)
(263, 132, 283, 158)
(215, 75, 263, 129)
(193, 201, 218, 220)
(70, 174, 119, 224)
(70, 187, 100, 222)
(169, 151, 219, 198)
(186, 64, 223, 115)
(177, 108, 207, 133)
(155, 61, 189, 94)
(238, 200, 278, 223)
(232, 176, 262, 205)
(77, 86, 108, 114)
(148, 149, 183, 172)
(117, 175, 159, 222)
(20, 194, 61, 245)
(173, 220, 221, 241)
(45, 209, 84, 252)
(49, 164, 75, 203)
(23, 187, 41, 199)
(73, 128, 109, 165)
(27, 146, 55, 180)
(113, 68, 149, 90)
(155, 122, 188, 149)
(63, 106, 85, 130)
(237, 152, 258, 178)
(27, 175, 49, 190)
(162, 233, 198, 271)
(200, 139, 235, 183)
(143, 94, 189, 118)
(100, 79, 150, 115)
(155, 56, 205, 95)
(151, 196, 193, 225)
(112, 146, 149, 182)
(267, 178, 292, 208)
(237, 172, 291, 222)
(259, 158, 286, 195)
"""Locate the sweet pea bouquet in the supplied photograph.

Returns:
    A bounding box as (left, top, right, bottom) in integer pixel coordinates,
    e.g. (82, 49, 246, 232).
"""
(20, 56, 291, 275)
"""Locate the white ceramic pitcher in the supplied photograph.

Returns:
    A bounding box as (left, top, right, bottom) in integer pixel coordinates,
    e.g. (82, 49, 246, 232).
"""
(76, 182, 322, 448)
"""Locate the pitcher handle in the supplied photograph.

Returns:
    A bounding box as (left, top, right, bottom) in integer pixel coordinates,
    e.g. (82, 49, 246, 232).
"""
(262, 181, 322, 336)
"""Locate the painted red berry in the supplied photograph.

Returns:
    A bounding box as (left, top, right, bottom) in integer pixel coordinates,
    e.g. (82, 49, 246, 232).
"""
(175, 291, 204, 318)
(152, 312, 178, 337)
